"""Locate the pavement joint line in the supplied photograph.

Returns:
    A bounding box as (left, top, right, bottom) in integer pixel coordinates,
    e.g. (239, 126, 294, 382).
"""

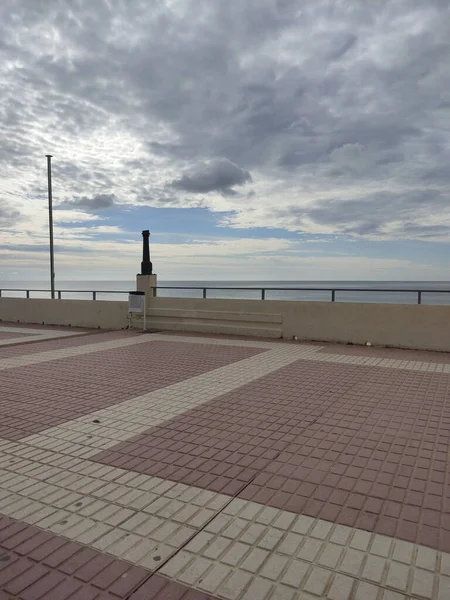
(146, 473, 259, 581)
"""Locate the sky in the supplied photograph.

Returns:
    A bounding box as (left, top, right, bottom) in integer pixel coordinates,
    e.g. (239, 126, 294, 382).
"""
(1, 0, 450, 282)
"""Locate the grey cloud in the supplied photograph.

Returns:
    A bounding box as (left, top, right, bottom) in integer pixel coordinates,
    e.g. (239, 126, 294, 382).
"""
(274, 190, 450, 240)
(62, 194, 116, 210)
(0, 0, 450, 241)
(0, 200, 20, 228)
(171, 159, 251, 195)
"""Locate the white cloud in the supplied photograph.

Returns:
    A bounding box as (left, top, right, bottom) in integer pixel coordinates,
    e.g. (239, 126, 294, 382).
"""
(1, 0, 450, 281)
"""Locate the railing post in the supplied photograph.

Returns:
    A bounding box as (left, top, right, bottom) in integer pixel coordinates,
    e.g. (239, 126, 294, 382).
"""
(331, 290, 336, 302)
(93, 291, 97, 301)
(261, 289, 265, 300)
(153, 287, 157, 297)
(418, 291, 422, 305)
(26, 290, 30, 299)
(58, 291, 61, 300)
(203, 288, 207, 299)
(0, 289, 2, 297)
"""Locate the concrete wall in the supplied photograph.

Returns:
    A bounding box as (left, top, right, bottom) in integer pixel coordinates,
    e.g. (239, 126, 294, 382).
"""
(0, 298, 128, 330)
(3, 294, 450, 352)
(144, 296, 450, 352)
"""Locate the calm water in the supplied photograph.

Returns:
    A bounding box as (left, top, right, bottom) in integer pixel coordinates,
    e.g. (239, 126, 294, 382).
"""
(2, 280, 450, 305)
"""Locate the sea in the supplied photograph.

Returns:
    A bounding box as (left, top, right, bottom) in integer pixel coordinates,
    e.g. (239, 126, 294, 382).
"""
(1, 280, 450, 305)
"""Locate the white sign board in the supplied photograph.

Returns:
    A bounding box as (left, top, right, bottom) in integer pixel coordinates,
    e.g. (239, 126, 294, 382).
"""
(128, 293, 145, 313)
(128, 292, 146, 331)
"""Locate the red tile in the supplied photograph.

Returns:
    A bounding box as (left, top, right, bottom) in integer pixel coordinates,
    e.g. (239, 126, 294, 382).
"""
(90, 560, 130, 589)
(42, 541, 81, 568)
(108, 565, 150, 597)
(29, 537, 68, 563)
(127, 575, 167, 599)
(73, 554, 114, 582)
(58, 548, 99, 575)
(0, 556, 32, 586)
(20, 571, 66, 600)
(4, 564, 49, 595)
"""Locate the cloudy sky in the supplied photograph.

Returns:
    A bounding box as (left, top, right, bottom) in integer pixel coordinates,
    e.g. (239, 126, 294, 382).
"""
(1, 0, 450, 282)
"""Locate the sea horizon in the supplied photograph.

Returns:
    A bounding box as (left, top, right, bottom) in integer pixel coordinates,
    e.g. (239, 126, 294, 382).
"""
(1, 279, 450, 305)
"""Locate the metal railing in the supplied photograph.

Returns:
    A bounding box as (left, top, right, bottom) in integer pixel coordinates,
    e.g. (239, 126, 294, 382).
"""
(1, 286, 450, 305)
(154, 286, 450, 305)
(0, 289, 129, 301)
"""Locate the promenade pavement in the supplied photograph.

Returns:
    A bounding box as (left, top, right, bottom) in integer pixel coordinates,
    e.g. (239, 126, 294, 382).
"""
(0, 323, 449, 600)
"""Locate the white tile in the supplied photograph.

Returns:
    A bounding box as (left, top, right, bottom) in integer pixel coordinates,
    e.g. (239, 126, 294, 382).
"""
(75, 522, 112, 545)
(310, 520, 333, 540)
(178, 557, 213, 585)
(303, 566, 332, 596)
(438, 575, 450, 600)
(386, 562, 410, 592)
(255, 506, 280, 526)
(241, 576, 273, 600)
(297, 538, 323, 562)
(185, 531, 214, 553)
(188, 507, 216, 528)
(273, 512, 296, 531)
(260, 554, 290, 581)
(392, 540, 414, 564)
(317, 543, 345, 569)
(105, 507, 135, 526)
(412, 568, 435, 599)
(350, 529, 372, 551)
(166, 525, 194, 548)
(198, 563, 233, 594)
(277, 533, 304, 555)
(416, 546, 438, 571)
(363, 555, 387, 584)
(240, 523, 267, 545)
(221, 542, 251, 566)
(203, 536, 233, 559)
(339, 548, 365, 577)
(382, 591, 408, 600)
(218, 570, 253, 600)
(259, 528, 284, 551)
(281, 560, 310, 588)
(269, 584, 296, 600)
(58, 517, 94, 539)
(441, 554, 450, 577)
(222, 517, 248, 539)
(241, 548, 270, 573)
(152, 521, 180, 543)
(371, 535, 393, 558)
(107, 533, 143, 557)
(354, 581, 380, 600)
(327, 573, 355, 600)
(138, 543, 174, 568)
(122, 539, 159, 564)
(92, 528, 126, 551)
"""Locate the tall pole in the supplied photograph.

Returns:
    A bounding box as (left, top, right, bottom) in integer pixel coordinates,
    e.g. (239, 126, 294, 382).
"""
(46, 155, 55, 299)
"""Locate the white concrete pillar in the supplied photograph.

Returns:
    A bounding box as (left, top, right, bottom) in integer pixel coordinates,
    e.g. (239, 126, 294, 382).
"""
(136, 274, 157, 307)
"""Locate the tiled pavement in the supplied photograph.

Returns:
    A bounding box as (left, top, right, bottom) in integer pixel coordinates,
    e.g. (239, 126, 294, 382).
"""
(0, 325, 449, 599)
(0, 325, 87, 347)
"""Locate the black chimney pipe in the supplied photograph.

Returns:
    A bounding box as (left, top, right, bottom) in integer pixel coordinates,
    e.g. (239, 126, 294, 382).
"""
(141, 230, 153, 275)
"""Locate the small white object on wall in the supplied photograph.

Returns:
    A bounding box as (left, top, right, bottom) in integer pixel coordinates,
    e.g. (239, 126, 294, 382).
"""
(128, 291, 146, 331)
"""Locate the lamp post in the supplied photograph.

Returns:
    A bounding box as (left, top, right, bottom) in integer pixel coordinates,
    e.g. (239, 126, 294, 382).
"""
(46, 154, 55, 299)
(141, 230, 153, 275)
